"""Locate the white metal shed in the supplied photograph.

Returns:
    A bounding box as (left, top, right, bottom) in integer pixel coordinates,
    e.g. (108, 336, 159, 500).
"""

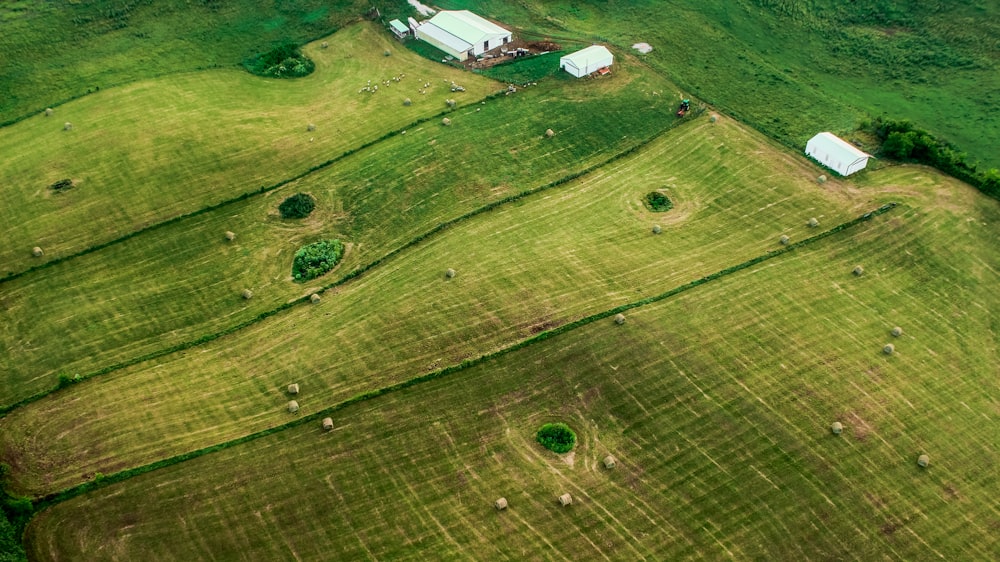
(415, 10, 512, 61)
(805, 132, 871, 176)
(560, 45, 614, 78)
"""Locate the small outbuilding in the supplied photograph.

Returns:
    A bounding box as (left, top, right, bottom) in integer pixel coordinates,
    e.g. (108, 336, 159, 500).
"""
(415, 10, 512, 61)
(560, 45, 614, 78)
(389, 19, 409, 39)
(805, 132, 871, 176)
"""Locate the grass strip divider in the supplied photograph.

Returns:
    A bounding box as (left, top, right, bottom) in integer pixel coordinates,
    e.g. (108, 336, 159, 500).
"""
(0, 92, 505, 287)
(0, 110, 693, 417)
(28, 201, 898, 512)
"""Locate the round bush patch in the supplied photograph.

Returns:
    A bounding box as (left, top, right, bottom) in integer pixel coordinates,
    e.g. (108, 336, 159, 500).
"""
(644, 191, 673, 212)
(279, 193, 316, 219)
(292, 239, 344, 282)
(536, 422, 576, 454)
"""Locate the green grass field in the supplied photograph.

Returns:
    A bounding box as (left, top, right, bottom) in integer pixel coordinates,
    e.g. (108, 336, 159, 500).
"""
(2, 5, 998, 561)
(22, 201, 999, 560)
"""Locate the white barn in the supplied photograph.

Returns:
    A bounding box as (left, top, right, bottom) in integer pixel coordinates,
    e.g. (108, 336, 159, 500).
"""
(805, 132, 872, 176)
(560, 45, 614, 78)
(415, 10, 512, 61)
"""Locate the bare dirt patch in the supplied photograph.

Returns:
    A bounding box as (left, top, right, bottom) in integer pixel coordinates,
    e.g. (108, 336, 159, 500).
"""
(466, 39, 562, 70)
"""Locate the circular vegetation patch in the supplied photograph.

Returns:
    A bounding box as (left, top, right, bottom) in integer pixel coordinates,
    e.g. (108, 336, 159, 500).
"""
(292, 239, 344, 282)
(536, 422, 576, 454)
(244, 43, 315, 78)
(279, 193, 316, 219)
(644, 191, 673, 212)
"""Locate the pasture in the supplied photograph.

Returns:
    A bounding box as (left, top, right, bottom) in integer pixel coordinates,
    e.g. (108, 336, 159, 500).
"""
(1, 5, 998, 561)
(24, 199, 1000, 560)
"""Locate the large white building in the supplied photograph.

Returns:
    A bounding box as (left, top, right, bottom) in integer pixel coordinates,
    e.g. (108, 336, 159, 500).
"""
(415, 10, 512, 61)
(805, 132, 872, 176)
(560, 45, 614, 78)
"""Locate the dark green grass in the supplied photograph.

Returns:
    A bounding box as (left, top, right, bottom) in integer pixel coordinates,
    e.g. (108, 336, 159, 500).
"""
(0, 0, 406, 125)
(439, 0, 1000, 168)
(477, 52, 568, 84)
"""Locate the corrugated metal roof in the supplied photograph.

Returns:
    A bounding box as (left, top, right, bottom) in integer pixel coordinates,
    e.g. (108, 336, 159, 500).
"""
(561, 45, 613, 68)
(425, 10, 510, 44)
(809, 132, 871, 160)
(389, 19, 408, 34)
(417, 22, 472, 53)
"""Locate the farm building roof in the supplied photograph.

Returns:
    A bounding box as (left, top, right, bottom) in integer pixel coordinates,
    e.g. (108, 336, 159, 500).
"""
(809, 132, 871, 162)
(389, 19, 409, 35)
(561, 45, 613, 68)
(420, 10, 510, 49)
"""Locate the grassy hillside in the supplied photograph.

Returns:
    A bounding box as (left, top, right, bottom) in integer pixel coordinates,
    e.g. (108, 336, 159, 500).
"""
(0, 47, 679, 410)
(440, 0, 1000, 168)
(1, 115, 872, 496)
(0, 0, 387, 125)
(23, 200, 999, 560)
(0, 22, 497, 277)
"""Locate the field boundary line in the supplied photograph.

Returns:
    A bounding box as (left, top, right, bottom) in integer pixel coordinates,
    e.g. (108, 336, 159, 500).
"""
(0, 109, 694, 416)
(27, 202, 897, 511)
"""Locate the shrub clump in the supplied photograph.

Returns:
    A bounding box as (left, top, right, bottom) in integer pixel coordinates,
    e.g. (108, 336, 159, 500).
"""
(278, 193, 316, 219)
(536, 422, 576, 454)
(644, 191, 673, 212)
(292, 239, 344, 282)
(244, 43, 315, 78)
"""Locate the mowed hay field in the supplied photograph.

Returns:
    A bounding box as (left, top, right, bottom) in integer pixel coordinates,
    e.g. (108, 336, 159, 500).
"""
(2, 114, 873, 496)
(23, 207, 1000, 560)
(0, 48, 680, 408)
(0, 22, 496, 274)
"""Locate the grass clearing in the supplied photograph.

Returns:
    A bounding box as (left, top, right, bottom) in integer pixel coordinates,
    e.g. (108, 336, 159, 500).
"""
(23, 206, 999, 560)
(0, 22, 496, 275)
(0, 47, 680, 408)
(0, 116, 872, 496)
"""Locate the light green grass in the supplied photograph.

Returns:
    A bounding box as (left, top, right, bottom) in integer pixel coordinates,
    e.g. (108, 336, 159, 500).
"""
(0, 48, 681, 409)
(1, 116, 883, 496)
(0, 22, 496, 275)
(23, 205, 999, 559)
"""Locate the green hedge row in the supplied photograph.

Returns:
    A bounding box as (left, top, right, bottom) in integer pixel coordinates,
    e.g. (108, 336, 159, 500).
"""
(30, 201, 898, 512)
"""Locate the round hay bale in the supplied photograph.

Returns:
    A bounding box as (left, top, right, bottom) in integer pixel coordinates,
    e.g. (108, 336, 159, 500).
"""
(831, 422, 843, 435)
(322, 417, 334, 430)
(709, 114, 718, 123)
(224, 231, 236, 241)
(310, 293, 322, 304)
(603, 455, 617, 469)
(307, 123, 316, 132)
(883, 343, 895, 355)
(321, 41, 329, 49)
(891, 326, 903, 337)
(445, 268, 456, 279)
(494, 497, 508, 511)
(445, 99, 456, 108)
(808, 217, 819, 228)
(652, 224, 662, 234)
(44, 108, 53, 117)
(614, 313, 625, 325)
(383, 49, 391, 57)
(817, 175, 827, 184)
(545, 128, 555, 138)
(917, 454, 930, 468)
(403, 98, 412, 106)
(779, 235, 790, 245)
(31, 246, 44, 257)
(242, 289, 253, 300)
(287, 400, 299, 413)
(63, 122, 73, 131)
(558, 493, 573, 507)
(852, 265, 864, 276)
(287, 383, 299, 395)
(442, 117, 452, 126)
